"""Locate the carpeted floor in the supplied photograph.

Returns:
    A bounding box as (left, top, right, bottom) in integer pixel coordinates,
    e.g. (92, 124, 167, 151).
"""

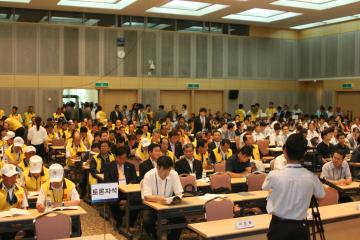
(79, 201, 126, 240)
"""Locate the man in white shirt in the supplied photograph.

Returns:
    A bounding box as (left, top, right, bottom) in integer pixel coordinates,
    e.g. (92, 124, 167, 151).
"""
(141, 156, 184, 240)
(269, 123, 284, 147)
(262, 133, 325, 240)
(271, 153, 287, 170)
(252, 123, 266, 142)
(320, 149, 352, 185)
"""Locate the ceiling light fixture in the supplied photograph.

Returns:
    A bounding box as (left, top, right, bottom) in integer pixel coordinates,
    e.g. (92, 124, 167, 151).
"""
(291, 14, 360, 29)
(272, 0, 360, 10)
(58, 0, 137, 10)
(223, 8, 301, 23)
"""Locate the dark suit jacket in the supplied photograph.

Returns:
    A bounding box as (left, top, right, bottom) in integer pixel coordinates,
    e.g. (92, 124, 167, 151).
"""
(139, 159, 155, 181)
(110, 110, 123, 123)
(175, 158, 203, 179)
(169, 141, 184, 160)
(193, 116, 211, 134)
(104, 161, 138, 184)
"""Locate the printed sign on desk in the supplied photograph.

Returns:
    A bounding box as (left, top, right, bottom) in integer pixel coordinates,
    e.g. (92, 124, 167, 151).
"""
(91, 182, 118, 203)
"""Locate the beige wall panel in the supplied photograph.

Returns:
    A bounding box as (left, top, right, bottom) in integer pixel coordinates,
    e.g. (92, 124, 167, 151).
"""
(119, 77, 141, 89)
(194, 91, 223, 115)
(0, 75, 14, 87)
(38, 76, 62, 88)
(102, 90, 138, 116)
(160, 90, 191, 112)
(336, 91, 360, 118)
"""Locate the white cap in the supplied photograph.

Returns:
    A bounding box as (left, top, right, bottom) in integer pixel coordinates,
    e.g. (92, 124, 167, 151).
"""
(49, 164, 64, 182)
(25, 145, 36, 153)
(3, 131, 15, 141)
(13, 137, 24, 147)
(29, 155, 43, 174)
(141, 138, 151, 148)
(1, 164, 18, 177)
(68, 120, 74, 124)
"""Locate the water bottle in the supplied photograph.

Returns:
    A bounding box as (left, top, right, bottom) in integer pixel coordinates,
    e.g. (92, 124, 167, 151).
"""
(202, 169, 206, 180)
(46, 195, 52, 212)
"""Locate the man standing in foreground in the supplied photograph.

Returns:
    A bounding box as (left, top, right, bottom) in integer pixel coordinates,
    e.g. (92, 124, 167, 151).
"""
(262, 133, 326, 240)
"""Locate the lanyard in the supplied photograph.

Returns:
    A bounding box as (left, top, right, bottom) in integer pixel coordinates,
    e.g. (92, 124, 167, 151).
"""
(286, 165, 303, 169)
(155, 174, 167, 196)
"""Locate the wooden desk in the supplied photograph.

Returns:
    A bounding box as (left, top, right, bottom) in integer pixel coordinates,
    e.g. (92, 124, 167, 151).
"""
(144, 191, 268, 240)
(60, 233, 117, 240)
(188, 201, 360, 240)
(118, 178, 248, 194)
(336, 182, 360, 190)
(50, 146, 65, 150)
(268, 147, 283, 152)
(0, 207, 87, 237)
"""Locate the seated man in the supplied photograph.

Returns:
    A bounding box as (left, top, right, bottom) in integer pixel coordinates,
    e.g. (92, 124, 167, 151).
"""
(335, 132, 350, 155)
(226, 146, 252, 178)
(193, 139, 210, 170)
(139, 143, 161, 181)
(321, 149, 352, 186)
(19, 145, 36, 172)
(36, 164, 80, 212)
(141, 156, 184, 240)
(317, 127, 336, 163)
(89, 141, 115, 185)
(104, 147, 138, 230)
(66, 132, 87, 167)
(209, 139, 232, 164)
(0, 164, 28, 210)
(24, 155, 49, 192)
(5, 137, 26, 165)
(175, 143, 203, 179)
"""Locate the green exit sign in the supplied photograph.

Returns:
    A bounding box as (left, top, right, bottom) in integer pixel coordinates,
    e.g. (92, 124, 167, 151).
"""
(187, 83, 200, 90)
(95, 82, 109, 88)
(342, 83, 352, 89)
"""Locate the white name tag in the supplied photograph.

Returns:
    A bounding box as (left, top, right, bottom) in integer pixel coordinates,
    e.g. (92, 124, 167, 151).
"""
(307, 211, 313, 220)
(235, 220, 255, 229)
(118, 179, 126, 186)
(190, 173, 196, 178)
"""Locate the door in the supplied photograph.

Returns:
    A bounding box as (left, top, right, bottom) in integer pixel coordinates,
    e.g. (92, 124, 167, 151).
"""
(336, 91, 360, 119)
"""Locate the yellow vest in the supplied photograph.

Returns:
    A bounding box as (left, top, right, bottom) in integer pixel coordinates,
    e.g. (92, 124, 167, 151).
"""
(252, 144, 261, 161)
(5, 118, 23, 131)
(24, 112, 36, 127)
(265, 108, 277, 119)
(40, 178, 75, 203)
(57, 129, 71, 140)
(162, 150, 174, 161)
(18, 159, 30, 172)
(235, 109, 246, 122)
(0, 109, 4, 119)
(24, 167, 49, 192)
(5, 145, 26, 165)
(66, 141, 87, 166)
(212, 147, 233, 164)
(135, 148, 149, 161)
(194, 151, 210, 169)
(89, 153, 115, 185)
(9, 113, 22, 122)
(97, 111, 107, 124)
(250, 112, 257, 122)
(0, 182, 26, 211)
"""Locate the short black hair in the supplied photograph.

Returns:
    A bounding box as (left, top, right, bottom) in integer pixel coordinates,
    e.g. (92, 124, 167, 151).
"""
(94, 132, 101, 138)
(196, 139, 206, 149)
(321, 127, 334, 139)
(157, 156, 173, 169)
(136, 129, 143, 135)
(221, 139, 231, 146)
(237, 146, 253, 157)
(199, 107, 207, 113)
(100, 141, 110, 147)
(80, 126, 88, 133)
(274, 123, 281, 131)
(168, 131, 179, 138)
(337, 131, 346, 139)
(238, 104, 243, 109)
(91, 143, 100, 149)
(183, 143, 194, 151)
(148, 143, 161, 153)
(116, 136, 125, 143)
(333, 148, 346, 159)
(284, 133, 307, 161)
(114, 147, 127, 157)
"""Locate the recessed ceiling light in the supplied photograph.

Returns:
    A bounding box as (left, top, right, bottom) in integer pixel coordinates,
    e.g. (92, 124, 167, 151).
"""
(0, 0, 31, 3)
(161, 0, 210, 11)
(291, 13, 360, 29)
(58, 0, 137, 10)
(223, 8, 301, 23)
(323, 15, 356, 24)
(146, 0, 228, 17)
(272, 0, 360, 10)
(290, 22, 325, 29)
